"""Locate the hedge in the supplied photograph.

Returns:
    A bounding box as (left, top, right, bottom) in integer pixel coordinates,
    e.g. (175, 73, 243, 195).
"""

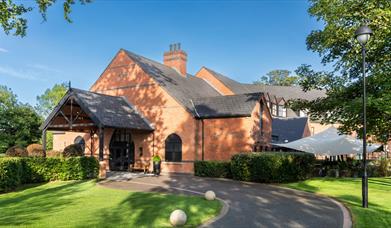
(316, 158, 390, 177)
(194, 161, 231, 178)
(231, 152, 315, 183)
(0, 156, 99, 192)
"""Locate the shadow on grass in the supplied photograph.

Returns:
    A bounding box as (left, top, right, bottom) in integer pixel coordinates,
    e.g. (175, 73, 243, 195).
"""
(0, 181, 91, 226)
(96, 191, 218, 227)
(368, 178, 391, 187)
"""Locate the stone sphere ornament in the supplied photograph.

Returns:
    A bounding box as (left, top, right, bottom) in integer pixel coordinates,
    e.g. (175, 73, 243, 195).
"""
(205, 190, 216, 201)
(170, 209, 187, 227)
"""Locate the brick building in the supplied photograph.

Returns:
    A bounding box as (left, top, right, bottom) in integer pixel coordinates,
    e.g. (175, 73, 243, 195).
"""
(42, 44, 324, 176)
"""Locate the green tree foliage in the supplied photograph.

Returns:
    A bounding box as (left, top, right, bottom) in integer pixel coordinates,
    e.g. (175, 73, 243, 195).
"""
(36, 83, 68, 150)
(36, 83, 67, 117)
(0, 85, 42, 153)
(289, 0, 391, 143)
(253, 69, 299, 86)
(0, 0, 91, 37)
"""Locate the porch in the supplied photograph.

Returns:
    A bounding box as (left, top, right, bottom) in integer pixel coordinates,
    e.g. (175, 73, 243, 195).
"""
(40, 88, 154, 177)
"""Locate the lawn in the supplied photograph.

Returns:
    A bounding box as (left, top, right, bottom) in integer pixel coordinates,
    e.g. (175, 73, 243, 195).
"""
(283, 178, 391, 228)
(0, 180, 222, 227)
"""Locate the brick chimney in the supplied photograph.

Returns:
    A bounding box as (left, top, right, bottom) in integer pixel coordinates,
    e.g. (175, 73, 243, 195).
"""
(163, 43, 187, 76)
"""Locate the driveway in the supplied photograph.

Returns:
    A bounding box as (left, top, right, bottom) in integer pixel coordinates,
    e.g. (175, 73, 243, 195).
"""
(99, 173, 349, 228)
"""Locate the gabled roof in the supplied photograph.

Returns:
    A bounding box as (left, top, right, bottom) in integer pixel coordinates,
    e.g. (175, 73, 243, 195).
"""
(192, 93, 262, 119)
(272, 117, 308, 143)
(41, 88, 154, 131)
(123, 50, 220, 114)
(202, 67, 253, 94)
(203, 67, 326, 101)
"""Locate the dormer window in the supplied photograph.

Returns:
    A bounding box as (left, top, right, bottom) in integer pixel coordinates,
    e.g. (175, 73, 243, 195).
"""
(272, 104, 277, 116)
(278, 105, 287, 117)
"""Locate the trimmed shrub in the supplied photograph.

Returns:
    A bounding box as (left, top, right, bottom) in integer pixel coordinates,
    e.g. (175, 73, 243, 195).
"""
(46, 150, 62, 157)
(0, 156, 99, 192)
(231, 152, 315, 183)
(5, 146, 28, 157)
(317, 158, 390, 178)
(63, 144, 84, 157)
(373, 158, 390, 177)
(26, 144, 44, 157)
(194, 161, 231, 178)
(0, 158, 23, 192)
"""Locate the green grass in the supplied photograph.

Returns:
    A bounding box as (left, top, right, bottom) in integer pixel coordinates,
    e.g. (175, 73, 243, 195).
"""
(0, 181, 222, 227)
(283, 177, 391, 228)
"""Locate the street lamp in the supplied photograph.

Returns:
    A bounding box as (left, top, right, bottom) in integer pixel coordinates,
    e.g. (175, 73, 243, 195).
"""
(355, 24, 373, 208)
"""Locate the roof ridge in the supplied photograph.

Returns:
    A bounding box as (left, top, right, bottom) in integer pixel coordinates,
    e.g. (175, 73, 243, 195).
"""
(193, 92, 262, 100)
(71, 88, 123, 98)
(122, 49, 184, 77)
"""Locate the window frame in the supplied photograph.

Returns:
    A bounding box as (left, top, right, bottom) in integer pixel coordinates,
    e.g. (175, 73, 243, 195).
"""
(165, 134, 182, 162)
(278, 105, 287, 117)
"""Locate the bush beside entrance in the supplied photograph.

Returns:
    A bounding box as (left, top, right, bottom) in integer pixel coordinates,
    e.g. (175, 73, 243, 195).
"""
(194, 152, 315, 183)
(194, 161, 231, 178)
(0, 157, 99, 192)
(231, 152, 315, 183)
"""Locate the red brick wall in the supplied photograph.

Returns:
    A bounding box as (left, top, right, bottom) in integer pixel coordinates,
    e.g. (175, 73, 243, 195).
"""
(90, 50, 198, 173)
(202, 100, 272, 160)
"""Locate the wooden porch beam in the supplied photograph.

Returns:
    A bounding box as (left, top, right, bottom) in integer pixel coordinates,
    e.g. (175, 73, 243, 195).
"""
(48, 123, 96, 128)
(99, 127, 104, 161)
(42, 128, 47, 158)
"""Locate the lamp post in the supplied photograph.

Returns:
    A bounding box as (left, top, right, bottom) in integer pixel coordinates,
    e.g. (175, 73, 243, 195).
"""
(355, 24, 373, 208)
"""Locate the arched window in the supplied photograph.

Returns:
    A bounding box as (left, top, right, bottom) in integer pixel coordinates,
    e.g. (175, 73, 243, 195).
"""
(74, 136, 85, 152)
(165, 134, 182, 162)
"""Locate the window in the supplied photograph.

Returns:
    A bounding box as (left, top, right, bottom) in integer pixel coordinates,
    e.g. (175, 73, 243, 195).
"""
(165, 134, 182, 162)
(278, 105, 287, 117)
(271, 104, 277, 116)
(74, 136, 85, 152)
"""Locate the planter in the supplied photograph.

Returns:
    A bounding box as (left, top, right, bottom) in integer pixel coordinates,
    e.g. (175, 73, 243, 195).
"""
(153, 161, 161, 175)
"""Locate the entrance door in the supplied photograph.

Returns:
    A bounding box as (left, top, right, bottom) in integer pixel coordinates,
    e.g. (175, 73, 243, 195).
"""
(109, 129, 135, 171)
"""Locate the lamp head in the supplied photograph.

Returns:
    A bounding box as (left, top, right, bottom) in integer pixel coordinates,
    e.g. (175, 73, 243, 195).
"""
(355, 25, 373, 45)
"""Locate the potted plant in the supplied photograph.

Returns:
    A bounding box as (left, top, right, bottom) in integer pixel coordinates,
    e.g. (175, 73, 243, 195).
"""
(152, 154, 162, 175)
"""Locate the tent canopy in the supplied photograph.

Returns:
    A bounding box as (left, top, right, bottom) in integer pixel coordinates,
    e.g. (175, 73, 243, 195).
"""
(273, 127, 381, 156)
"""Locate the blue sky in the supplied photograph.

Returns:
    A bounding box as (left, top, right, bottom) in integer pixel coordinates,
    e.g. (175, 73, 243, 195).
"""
(0, 0, 325, 105)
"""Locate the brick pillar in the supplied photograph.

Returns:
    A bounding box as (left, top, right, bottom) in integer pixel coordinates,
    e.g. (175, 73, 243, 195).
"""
(99, 161, 107, 179)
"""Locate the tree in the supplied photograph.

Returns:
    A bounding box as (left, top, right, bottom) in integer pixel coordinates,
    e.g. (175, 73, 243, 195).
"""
(253, 69, 299, 86)
(0, 85, 42, 153)
(289, 0, 391, 143)
(36, 83, 68, 150)
(36, 83, 67, 117)
(1, 0, 91, 37)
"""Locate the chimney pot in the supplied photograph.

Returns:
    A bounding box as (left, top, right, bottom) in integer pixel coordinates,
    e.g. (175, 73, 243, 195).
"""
(164, 43, 187, 77)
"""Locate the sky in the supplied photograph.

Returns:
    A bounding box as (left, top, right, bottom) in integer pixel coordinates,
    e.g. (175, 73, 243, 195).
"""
(0, 0, 326, 106)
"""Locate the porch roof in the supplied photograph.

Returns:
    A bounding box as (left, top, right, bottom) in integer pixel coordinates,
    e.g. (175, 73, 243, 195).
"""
(40, 88, 154, 132)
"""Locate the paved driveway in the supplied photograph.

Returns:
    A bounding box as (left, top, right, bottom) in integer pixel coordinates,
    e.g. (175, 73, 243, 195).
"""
(99, 173, 347, 228)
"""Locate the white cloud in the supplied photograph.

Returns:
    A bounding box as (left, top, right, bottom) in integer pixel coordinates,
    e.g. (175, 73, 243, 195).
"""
(0, 63, 64, 81)
(27, 64, 61, 73)
(0, 65, 42, 81)
(0, 48, 8, 53)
